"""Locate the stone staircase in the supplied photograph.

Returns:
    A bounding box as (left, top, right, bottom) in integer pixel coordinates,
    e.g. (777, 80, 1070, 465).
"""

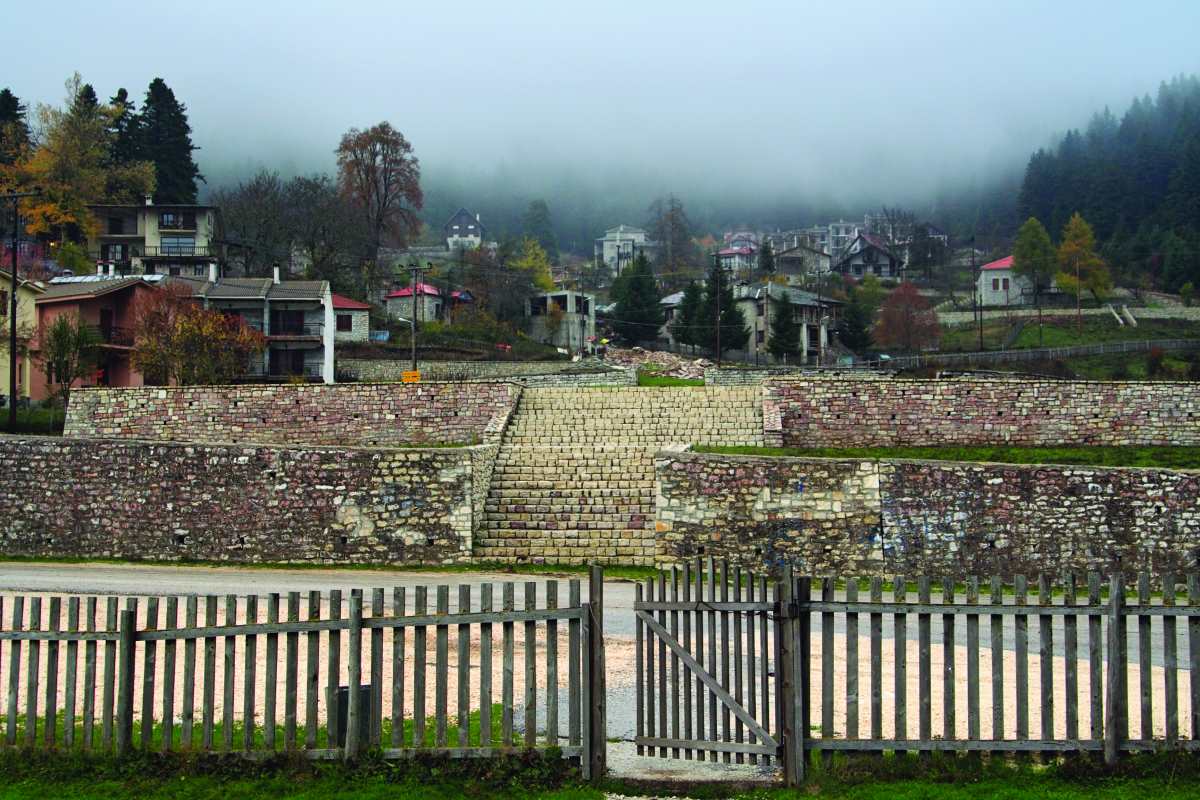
(477, 386, 764, 565)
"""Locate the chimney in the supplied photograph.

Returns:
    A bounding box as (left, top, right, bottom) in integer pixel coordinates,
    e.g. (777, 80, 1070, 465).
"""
(208, 262, 219, 283)
(96, 263, 104, 276)
(272, 264, 281, 285)
(144, 194, 153, 206)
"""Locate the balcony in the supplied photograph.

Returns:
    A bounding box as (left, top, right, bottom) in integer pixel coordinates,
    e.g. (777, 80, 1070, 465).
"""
(142, 244, 217, 258)
(158, 214, 197, 231)
(238, 363, 324, 382)
(89, 325, 134, 347)
(268, 322, 323, 339)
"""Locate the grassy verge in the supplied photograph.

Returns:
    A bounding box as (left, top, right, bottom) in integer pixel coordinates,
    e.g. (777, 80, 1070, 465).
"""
(637, 368, 704, 387)
(694, 444, 1200, 469)
(0, 406, 64, 436)
(0, 556, 659, 583)
(1013, 316, 1200, 348)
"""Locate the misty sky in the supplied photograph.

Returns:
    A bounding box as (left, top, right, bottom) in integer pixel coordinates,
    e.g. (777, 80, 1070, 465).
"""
(8, 1, 1200, 210)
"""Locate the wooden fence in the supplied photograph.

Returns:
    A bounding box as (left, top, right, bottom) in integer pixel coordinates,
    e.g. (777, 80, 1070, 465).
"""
(0, 572, 607, 777)
(638, 560, 1200, 785)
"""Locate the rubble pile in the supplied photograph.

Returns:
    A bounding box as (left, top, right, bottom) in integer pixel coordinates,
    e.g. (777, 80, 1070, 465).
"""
(603, 347, 711, 379)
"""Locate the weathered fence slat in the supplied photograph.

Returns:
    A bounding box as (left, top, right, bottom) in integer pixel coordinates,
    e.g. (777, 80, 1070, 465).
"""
(115, 605, 135, 755)
(568, 579, 581, 749)
(894, 577, 907, 746)
(846, 579, 859, 743)
(758, 574, 770, 761)
(546, 580, 559, 750)
(1089, 573, 1104, 742)
(479, 584, 492, 749)
(524, 581, 537, 748)
(672, 569, 682, 760)
(371, 588, 384, 748)
(304, 591, 319, 750)
(326, 589, 342, 749)
(644, 578, 655, 754)
(744, 569, 756, 764)
(202, 596, 216, 750)
(44, 597, 59, 748)
(870, 578, 883, 744)
(25, 596, 41, 747)
(1064, 574, 1079, 741)
(141, 596, 158, 749)
(223, 594, 236, 751)
(501, 582, 513, 746)
(1138, 574, 1152, 741)
(284, 592, 298, 750)
(392, 586, 407, 748)
(83, 597, 97, 751)
(706, 557, 717, 762)
(182, 596, 197, 750)
(65, 597, 79, 749)
(635, 582, 644, 756)
(345, 594, 362, 760)
(942, 577, 955, 742)
(917, 577, 931, 751)
(718, 564, 730, 763)
(162, 596, 178, 752)
(458, 585, 471, 748)
(414, 586, 428, 747)
(681, 562, 694, 760)
(265, 594, 280, 752)
(1105, 575, 1126, 765)
(243, 594, 258, 752)
(1188, 575, 1199, 741)
(990, 576, 1004, 741)
(693, 560, 704, 755)
(1163, 574, 1178, 745)
(965, 577, 979, 741)
(1039, 575, 1054, 750)
(1014, 576, 1029, 743)
(435, 585, 449, 748)
(821, 577, 835, 763)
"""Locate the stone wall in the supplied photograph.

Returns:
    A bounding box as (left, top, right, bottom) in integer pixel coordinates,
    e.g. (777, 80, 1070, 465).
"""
(0, 436, 493, 565)
(64, 382, 520, 447)
(339, 359, 611, 382)
(764, 375, 1200, 447)
(655, 450, 1200, 575)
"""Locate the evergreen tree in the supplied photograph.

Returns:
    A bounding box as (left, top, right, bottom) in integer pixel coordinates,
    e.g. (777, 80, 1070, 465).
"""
(108, 88, 142, 165)
(139, 78, 202, 203)
(672, 280, 703, 351)
(758, 240, 776, 278)
(611, 252, 664, 344)
(1056, 213, 1112, 301)
(0, 88, 30, 165)
(521, 199, 558, 263)
(71, 84, 100, 118)
(1012, 217, 1057, 305)
(836, 299, 873, 354)
(767, 292, 801, 362)
(698, 260, 749, 357)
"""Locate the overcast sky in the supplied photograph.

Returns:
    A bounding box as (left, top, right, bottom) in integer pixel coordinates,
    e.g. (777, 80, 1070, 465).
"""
(8, 1, 1200, 208)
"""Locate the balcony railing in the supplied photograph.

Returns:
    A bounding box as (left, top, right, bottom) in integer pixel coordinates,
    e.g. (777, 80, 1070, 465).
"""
(142, 245, 216, 258)
(239, 364, 325, 381)
(88, 325, 134, 346)
(268, 322, 324, 337)
(158, 216, 197, 231)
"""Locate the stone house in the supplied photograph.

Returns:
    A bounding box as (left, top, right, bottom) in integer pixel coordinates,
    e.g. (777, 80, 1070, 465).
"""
(332, 293, 371, 343)
(87, 198, 223, 279)
(386, 283, 443, 324)
(0, 268, 45, 402)
(775, 243, 831, 284)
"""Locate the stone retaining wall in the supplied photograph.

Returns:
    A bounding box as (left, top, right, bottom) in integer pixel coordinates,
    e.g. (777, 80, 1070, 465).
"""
(0, 436, 491, 565)
(764, 375, 1200, 447)
(655, 450, 1200, 575)
(64, 382, 520, 446)
(340, 359, 592, 382)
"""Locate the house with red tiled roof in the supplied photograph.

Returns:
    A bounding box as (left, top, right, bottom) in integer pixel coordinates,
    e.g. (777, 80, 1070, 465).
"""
(975, 255, 1042, 307)
(385, 282, 443, 324)
(332, 293, 371, 343)
(833, 232, 902, 278)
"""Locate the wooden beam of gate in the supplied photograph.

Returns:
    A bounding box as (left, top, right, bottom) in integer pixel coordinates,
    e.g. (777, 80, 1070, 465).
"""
(636, 610, 774, 746)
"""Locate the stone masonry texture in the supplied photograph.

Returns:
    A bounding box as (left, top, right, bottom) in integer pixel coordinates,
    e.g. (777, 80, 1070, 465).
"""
(340, 358, 626, 383)
(0, 436, 490, 565)
(764, 375, 1200, 447)
(64, 382, 519, 446)
(478, 386, 765, 566)
(656, 450, 1200, 576)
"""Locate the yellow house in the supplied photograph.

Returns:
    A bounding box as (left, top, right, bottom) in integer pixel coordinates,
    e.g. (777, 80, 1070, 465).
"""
(0, 268, 44, 402)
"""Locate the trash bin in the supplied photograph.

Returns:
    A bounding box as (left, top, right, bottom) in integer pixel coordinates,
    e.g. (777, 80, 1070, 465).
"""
(328, 684, 372, 747)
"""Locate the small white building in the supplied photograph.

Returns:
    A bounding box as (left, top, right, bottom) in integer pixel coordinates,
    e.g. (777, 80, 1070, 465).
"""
(444, 208, 486, 252)
(976, 255, 1035, 306)
(718, 245, 757, 275)
(332, 293, 371, 343)
(526, 290, 596, 352)
(594, 225, 657, 277)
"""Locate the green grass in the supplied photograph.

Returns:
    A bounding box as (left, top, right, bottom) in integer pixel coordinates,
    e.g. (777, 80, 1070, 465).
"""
(0, 406, 64, 435)
(636, 368, 704, 387)
(938, 320, 1014, 352)
(1013, 316, 1200, 349)
(694, 444, 1200, 469)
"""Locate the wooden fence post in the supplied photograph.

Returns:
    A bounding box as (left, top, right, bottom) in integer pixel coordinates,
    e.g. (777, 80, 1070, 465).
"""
(115, 610, 136, 756)
(777, 566, 804, 786)
(587, 565, 606, 780)
(1104, 575, 1125, 766)
(345, 593, 363, 761)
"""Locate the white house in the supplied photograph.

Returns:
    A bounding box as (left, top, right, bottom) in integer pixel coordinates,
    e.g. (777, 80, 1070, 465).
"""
(88, 198, 223, 279)
(976, 255, 1035, 307)
(444, 208, 486, 252)
(594, 225, 657, 277)
(718, 245, 757, 275)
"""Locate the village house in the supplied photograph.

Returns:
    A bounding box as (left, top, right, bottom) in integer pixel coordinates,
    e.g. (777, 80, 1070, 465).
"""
(386, 282, 443, 324)
(735, 281, 837, 365)
(526, 290, 595, 352)
(0, 268, 45, 403)
(332, 293, 371, 343)
(775, 243, 831, 284)
(975, 255, 1036, 306)
(594, 225, 657, 277)
(718, 245, 757, 276)
(87, 198, 223, 279)
(444, 208, 486, 252)
(833, 232, 903, 278)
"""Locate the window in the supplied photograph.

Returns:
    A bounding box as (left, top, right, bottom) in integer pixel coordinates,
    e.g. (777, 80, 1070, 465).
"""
(992, 278, 999, 291)
(0, 290, 7, 315)
(108, 217, 125, 235)
(102, 243, 127, 262)
(337, 314, 353, 332)
(1002, 278, 1010, 292)
(756, 302, 765, 317)
(159, 211, 196, 230)
(160, 236, 195, 256)
(756, 329, 765, 344)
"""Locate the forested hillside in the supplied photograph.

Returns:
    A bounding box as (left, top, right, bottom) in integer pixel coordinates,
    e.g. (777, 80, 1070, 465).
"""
(1018, 74, 1200, 290)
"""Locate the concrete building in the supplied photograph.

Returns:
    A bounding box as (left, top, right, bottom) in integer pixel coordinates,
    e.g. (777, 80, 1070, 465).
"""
(526, 290, 595, 352)
(735, 282, 836, 365)
(775, 243, 831, 284)
(87, 198, 223, 279)
(332, 294, 371, 343)
(594, 225, 657, 277)
(386, 283, 443, 324)
(0, 269, 44, 403)
(976, 255, 1035, 307)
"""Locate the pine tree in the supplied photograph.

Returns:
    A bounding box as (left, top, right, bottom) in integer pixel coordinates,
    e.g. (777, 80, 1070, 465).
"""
(767, 292, 801, 362)
(521, 199, 558, 263)
(699, 260, 748, 357)
(612, 252, 665, 344)
(108, 88, 142, 165)
(1012, 217, 1057, 304)
(139, 78, 202, 203)
(836, 299, 873, 354)
(71, 84, 99, 118)
(758, 240, 776, 279)
(1056, 213, 1112, 301)
(672, 280, 703, 351)
(0, 88, 30, 165)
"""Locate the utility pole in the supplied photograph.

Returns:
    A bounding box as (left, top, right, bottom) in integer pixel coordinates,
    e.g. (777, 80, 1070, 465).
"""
(1075, 253, 1082, 335)
(713, 251, 722, 368)
(408, 261, 430, 373)
(973, 242, 983, 351)
(5, 191, 37, 434)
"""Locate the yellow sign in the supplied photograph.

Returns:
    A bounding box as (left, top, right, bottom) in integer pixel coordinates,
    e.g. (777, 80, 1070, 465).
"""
(401, 370, 421, 384)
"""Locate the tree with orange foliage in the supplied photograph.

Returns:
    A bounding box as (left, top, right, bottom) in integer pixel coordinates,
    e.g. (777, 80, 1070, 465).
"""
(131, 283, 266, 385)
(872, 282, 940, 353)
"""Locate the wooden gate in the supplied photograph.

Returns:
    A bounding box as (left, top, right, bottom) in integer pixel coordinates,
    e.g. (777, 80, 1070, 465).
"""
(633, 558, 794, 771)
